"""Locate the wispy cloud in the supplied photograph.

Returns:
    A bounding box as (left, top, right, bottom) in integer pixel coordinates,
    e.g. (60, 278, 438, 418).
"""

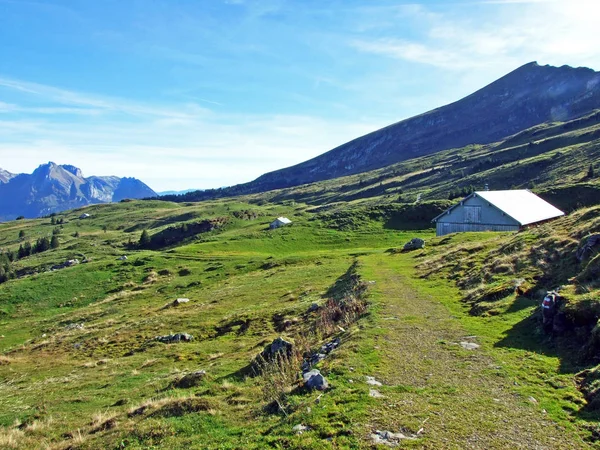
(0, 76, 380, 190)
(351, 0, 600, 72)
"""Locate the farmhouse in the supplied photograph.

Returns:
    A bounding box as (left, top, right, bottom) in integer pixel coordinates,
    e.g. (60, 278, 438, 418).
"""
(432, 190, 564, 236)
(270, 217, 292, 229)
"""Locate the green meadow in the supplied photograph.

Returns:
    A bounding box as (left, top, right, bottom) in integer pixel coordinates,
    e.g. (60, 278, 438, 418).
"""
(0, 196, 599, 448)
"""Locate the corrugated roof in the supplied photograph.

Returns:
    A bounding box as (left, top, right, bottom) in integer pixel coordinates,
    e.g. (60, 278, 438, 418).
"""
(469, 190, 564, 225)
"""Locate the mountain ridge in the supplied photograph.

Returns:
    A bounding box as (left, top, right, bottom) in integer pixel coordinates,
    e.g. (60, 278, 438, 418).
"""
(0, 162, 157, 220)
(164, 61, 599, 202)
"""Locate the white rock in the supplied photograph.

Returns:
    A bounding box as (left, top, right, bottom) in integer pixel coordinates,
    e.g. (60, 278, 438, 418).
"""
(366, 376, 382, 386)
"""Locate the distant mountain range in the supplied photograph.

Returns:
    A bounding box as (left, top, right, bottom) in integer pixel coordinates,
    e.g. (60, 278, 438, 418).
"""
(0, 162, 156, 220)
(161, 61, 600, 203)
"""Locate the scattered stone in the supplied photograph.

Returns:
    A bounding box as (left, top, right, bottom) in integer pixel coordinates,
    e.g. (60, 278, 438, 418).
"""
(320, 337, 340, 354)
(366, 376, 382, 386)
(292, 424, 310, 435)
(460, 342, 480, 350)
(528, 396, 538, 404)
(51, 259, 80, 271)
(303, 369, 328, 391)
(307, 303, 319, 313)
(259, 337, 293, 361)
(576, 234, 600, 262)
(369, 389, 385, 398)
(402, 238, 425, 252)
(370, 429, 418, 446)
(301, 337, 341, 372)
(118, 255, 128, 261)
(172, 370, 206, 388)
(65, 323, 85, 331)
(155, 333, 194, 344)
(302, 353, 327, 372)
(173, 298, 190, 306)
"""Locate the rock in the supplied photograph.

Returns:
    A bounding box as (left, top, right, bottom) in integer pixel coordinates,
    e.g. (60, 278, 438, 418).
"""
(118, 255, 128, 261)
(403, 238, 425, 252)
(155, 333, 194, 344)
(65, 323, 85, 330)
(51, 259, 80, 270)
(292, 424, 309, 435)
(320, 337, 340, 354)
(173, 298, 190, 306)
(366, 376, 382, 386)
(576, 234, 600, 262)
(460, 342, 480, 350)
(260, 337, 293, 361)
(528, 396, 537, 404)
(307, 303, 319, 313)
(369, 389, 385, 398)
(303, 369, 328, 391)
(371, 430, 418, 446)
(173, 370, 206, 388)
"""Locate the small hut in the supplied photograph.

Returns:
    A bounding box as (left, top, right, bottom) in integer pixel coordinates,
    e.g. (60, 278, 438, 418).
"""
(270, 217, 292, 229)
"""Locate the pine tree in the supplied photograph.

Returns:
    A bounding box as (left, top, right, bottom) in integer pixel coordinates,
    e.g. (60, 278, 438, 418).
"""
(139, 230, 151, 248)
(50, 235, 60, 249)
(18, 230, 25, 240)
(588, 164, 595, 179)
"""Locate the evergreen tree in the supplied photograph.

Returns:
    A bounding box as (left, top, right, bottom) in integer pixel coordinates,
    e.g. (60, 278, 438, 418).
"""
(588, 164, 595, 179)
(35, 237, 50, 253)
(23, 241, 32, 257)
(139, 230, 151, 248)
(50, 235, 60, 249)
(18, 230, 25, 240)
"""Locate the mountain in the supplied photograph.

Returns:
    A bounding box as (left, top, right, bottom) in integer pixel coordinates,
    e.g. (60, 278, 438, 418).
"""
(0, 168, 15, 184)
(0, 162, 157, 220)
(157, 189, 201, 196)
(179, 62, 599, 199)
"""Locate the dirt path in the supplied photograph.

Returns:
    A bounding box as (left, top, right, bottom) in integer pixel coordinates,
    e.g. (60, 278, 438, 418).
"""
(359, 253, 586, 449)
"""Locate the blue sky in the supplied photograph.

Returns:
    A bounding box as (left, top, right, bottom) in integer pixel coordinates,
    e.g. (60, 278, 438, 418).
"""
(0, 0, 598, 191)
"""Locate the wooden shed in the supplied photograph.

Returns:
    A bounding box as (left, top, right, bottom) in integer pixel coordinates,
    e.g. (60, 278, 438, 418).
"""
(270, 217, 292, 229)
(432, 190, 564, 236)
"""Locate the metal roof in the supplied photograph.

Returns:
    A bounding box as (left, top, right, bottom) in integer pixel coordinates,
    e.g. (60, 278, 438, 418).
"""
(433, 190, 564, 225)
(273, 217, 291, 224)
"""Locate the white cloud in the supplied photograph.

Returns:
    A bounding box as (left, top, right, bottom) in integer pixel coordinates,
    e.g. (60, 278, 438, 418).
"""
(351, 0, 600, 72)
(0, 77, 381, 191)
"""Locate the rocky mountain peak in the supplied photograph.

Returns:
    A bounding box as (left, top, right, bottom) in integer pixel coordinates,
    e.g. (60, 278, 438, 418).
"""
(0, 163, 157, 220)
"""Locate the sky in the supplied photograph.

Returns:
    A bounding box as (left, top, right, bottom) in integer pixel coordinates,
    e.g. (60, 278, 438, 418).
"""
(0, 0, 599, 192)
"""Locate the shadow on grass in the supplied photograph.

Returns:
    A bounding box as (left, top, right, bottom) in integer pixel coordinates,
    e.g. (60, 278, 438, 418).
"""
(494, 313, 588, 375)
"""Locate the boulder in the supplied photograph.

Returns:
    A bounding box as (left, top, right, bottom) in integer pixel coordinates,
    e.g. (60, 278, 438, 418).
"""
(366, 376, 382, 386)
(307, 303, 319, 313)
(403, 238, 425, 252)
(173, 298, 190, 306)
(155, 333, 194, 344)
(260, 337, 293, 361)
(173, 370, 206, 388)
(303, 369, 328, 391)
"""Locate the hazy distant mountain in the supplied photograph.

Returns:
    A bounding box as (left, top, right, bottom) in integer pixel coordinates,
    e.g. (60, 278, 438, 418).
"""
(189, 62, 599, 198)
(0, 168, 15, 184)
(157, 189, 201, 196)
(0, 162, 157, 220)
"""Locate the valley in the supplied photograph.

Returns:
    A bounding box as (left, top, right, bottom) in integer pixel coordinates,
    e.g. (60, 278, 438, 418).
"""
(0, 194, 598, 448)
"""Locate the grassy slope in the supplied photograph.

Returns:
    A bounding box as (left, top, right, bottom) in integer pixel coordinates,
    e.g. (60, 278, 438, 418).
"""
(219, 110, 600, 212)
(1, 196, 599, 448)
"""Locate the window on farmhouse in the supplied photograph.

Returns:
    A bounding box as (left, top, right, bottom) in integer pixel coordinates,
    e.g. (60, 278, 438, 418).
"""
(464, 206, 482, 223)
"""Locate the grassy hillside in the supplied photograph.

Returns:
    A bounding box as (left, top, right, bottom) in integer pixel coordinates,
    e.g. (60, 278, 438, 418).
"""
(1, 194, 600, 448)
(164, 110, 600, 213)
